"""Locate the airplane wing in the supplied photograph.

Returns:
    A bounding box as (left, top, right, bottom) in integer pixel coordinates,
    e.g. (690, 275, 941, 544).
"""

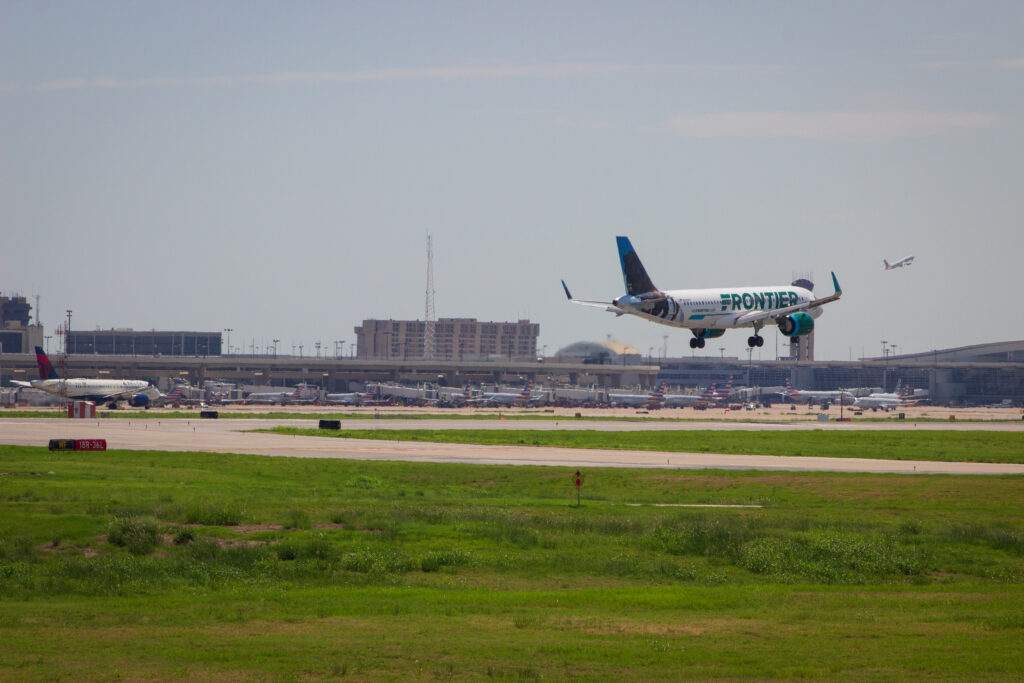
(735, 272, 842, 326)
(97, 386, 161, 402)
(561, 280, 619, 312)
(10, 380, 33, 388)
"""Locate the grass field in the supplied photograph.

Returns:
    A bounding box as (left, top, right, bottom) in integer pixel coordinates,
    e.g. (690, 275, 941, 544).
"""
(1, 444, 1023, 680)
(269, 426, 1024, 464)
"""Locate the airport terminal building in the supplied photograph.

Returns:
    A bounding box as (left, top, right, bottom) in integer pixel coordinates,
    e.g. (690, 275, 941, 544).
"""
(66, 330, 222, 357)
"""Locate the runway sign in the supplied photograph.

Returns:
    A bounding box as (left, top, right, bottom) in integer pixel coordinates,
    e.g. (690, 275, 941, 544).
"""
(48, 439, 107, 451)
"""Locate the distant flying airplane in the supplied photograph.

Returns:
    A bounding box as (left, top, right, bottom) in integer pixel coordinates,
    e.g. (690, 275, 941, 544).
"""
(11, 347, 160, 408)
(883, 255, 914, 270)
(563, 236, 842, 349)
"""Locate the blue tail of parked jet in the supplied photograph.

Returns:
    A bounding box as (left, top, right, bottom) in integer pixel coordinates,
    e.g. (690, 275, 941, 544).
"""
(34, 347, 60, 380)
(616, 236, 657, 295)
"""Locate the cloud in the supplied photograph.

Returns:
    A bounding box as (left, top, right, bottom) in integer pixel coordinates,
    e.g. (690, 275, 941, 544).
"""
(661, 110, 999, 140)
(29, 62, 769, 92)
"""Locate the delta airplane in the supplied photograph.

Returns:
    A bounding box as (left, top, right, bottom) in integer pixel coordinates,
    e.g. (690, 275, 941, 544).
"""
(562, 237, 842, 349)
(883, 255, 914, 270)
(11, 347, 159, 408)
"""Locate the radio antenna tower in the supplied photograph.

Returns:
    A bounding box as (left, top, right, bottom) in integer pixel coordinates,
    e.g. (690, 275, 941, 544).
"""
(424, 234, 436, 359)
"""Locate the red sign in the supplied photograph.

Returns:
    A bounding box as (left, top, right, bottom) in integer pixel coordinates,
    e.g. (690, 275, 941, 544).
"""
(74, 439, 107, 451)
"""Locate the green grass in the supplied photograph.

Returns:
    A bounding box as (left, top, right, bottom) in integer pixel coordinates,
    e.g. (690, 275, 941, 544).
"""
(1, 444, 1023, 680)
(268, 426, 1024, 463)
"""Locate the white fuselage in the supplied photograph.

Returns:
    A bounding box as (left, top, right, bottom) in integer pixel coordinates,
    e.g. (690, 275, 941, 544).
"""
(26, 378, 154, 402)
(614, 285, 819, 330)
(854, 395, 911, 410)
(788, 389, 855, 403)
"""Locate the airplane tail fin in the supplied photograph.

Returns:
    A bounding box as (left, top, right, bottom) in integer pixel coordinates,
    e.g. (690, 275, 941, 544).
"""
(34, 347, 60, 380)
(616, 236, 658, 295)
(883, 259, 890, 269)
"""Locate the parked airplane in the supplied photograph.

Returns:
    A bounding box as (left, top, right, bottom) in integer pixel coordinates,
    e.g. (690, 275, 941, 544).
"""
(155, 383, 206, 407)
(324, 387, 378, 405)
(609, 382, 665, 408)
(662, 385, 710, 407)
(11, 347, 160, 408)
(883, 255, 914, 270)
(781, 379, 855, 405)
(246, 384, 316, 405)
(706, 376, 735, 403)
(660, 377, 734, 408)
(480, 381, 539, 406)
(854, 382, 918, 410)
(563, 236, 842, 349)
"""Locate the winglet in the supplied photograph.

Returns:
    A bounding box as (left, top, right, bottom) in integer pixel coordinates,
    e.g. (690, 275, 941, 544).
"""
(561, 279, 573, 300)
(831, 271, 842, 296)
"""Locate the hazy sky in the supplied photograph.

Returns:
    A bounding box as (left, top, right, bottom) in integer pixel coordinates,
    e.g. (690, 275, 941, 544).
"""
(3, 1, 1023, 361)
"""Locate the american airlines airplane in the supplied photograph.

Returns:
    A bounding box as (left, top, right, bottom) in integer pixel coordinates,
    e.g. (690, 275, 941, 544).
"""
(563, 237, 842, 349)
(609, 382, 665, 408)
(12, 347, 160, 408)
(781, 379, 855, 405)
(883, 255, 914, 270)
(480, 381, 540, 406)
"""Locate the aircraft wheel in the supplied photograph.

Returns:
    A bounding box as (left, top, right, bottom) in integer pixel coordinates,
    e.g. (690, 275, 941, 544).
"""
(756, 335, 764, 347)
(747, 336, 758, 347)
(689, 338, 699, 349)
(696, 338, 706, 349)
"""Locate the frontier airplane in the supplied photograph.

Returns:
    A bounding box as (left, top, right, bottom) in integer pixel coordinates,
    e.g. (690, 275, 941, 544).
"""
(12, 347, 160, 408)
(562, 237, 843, 349)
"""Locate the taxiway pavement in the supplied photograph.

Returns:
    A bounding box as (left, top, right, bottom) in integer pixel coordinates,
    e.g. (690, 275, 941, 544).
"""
(2, 417, 1022, 475)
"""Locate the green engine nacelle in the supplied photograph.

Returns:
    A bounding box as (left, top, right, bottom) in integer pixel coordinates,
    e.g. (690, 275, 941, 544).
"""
(778, 312, 815, 337)
(694, 328, 727, 340)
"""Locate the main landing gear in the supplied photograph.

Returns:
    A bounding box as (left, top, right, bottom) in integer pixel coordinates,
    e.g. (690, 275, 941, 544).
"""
(747, 322, 765, 348)
(689, 338, 705, 349)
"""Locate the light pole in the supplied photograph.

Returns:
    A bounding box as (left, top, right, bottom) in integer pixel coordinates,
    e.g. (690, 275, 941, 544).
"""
(272, 339, 280, 359)
(224, 329, 232, 356)
(719, 347, 725, 359)
(45, 336, 51, 354)
(66, 310, 73, 355)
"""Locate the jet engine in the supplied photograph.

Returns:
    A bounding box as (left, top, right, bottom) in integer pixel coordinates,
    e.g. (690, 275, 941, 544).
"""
(777, 312, 815, 337)
(693, 328, 726, 339)
(128, 394, 151, 408)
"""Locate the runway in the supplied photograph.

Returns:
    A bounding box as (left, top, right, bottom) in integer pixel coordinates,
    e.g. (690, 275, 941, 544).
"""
(2, 417, 1023, 475)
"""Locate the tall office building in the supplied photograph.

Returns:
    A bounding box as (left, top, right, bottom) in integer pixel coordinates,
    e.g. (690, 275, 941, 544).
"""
(355, 318, 539, 360)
